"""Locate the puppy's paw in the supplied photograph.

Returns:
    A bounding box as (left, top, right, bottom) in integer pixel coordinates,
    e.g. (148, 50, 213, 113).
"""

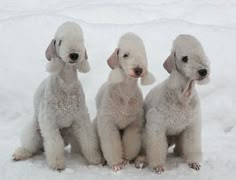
(134, 156, 147, 169)
(154, 165, 164, 174)
(135, 162, 146, 169)
(12, 147, 33, 161)
(111, 163, 123, 172)
(189, 162, 201, 171)
(86, 151, 103, 165)
(47, 156, 65, 171)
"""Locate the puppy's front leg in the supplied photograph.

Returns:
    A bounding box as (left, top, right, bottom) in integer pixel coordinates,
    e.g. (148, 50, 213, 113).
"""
(122, 120, 142, 162)
(72, 112, 102, 165)
(181, 120, 202, 170)
(39, 116, 65, 170)
(97, 116, 123, 171)
(146, 109, 167, 174)
(146, 130, 167, 173)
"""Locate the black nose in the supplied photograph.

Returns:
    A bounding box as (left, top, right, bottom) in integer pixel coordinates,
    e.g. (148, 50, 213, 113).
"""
(198, 69, 207, 77)
(134, 67, 143, 76)
(69, 53, 78, 61)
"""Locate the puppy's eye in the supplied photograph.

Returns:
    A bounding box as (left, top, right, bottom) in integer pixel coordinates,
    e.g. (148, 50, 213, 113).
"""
(182, 56, 188, 63)
(123, 53, 129, 58)
(58, 40, 62, 46)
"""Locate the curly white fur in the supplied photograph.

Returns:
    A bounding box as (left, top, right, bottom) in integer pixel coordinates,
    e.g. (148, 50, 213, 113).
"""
(95, 33, 155, 172)
(135, 34, 210, 173)
(12, 22, 102, 170)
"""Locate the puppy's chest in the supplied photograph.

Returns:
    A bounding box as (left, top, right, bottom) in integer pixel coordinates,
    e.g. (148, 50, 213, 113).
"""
(110, 93, 142, 129)
(46, 87, 82, 128)
(111, 92, 141, 115)
(166, 102, 195, 135)
(55, 92, 80, 112)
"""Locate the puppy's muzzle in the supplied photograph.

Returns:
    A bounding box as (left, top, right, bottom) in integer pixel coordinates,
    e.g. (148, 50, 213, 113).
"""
(69, 53, 79, 63)
(198, 69, 207, 77)
(133, 67, 143, 77)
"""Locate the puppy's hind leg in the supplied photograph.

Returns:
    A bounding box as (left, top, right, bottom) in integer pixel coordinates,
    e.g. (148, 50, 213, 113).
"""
(69, 135, 81, 154)
(13, 118, 43, 161)
(173, 135, 183, 157)
(134, 149, 148, 169)
(60, 128, 80, 153)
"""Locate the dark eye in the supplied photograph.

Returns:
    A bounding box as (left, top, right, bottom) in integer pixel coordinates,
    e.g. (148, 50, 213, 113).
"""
(58, 40, 62, 46)
(182, 56, 188, 63)
(123, 53, 129, 58)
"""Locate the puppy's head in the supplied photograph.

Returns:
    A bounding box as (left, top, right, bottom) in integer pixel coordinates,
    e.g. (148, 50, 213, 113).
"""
(107, 33, 155, 85)
(45, 22, 90, 73)
(164, 34, 210, 84)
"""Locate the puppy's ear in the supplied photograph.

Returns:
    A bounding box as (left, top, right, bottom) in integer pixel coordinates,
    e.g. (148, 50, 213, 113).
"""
(77, 49, 90, 73)
(107, 48, 124, 83)
(107, 48, 120, 69)
(85, 48, 88, 60)
(45, 39, 57, 61)
(163, 52, 176, 73)
(141, 71, 155, 86)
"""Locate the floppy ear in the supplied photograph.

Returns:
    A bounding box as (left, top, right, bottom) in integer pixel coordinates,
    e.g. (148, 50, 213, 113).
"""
(141, 71, 155, 86)
(77, 49, 90, 73)
(107, 48, 120, 69)
(163, 52, 176, 73)
(85, 48, 88, 60)
(107, 48, 125, 83)
(45, 39, 57, 61)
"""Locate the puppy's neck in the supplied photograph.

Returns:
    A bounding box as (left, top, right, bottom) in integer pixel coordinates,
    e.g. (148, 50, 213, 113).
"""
(116, 76, 139, 98)
(169, 71, 196, 103)
(57, 62, 78, 86)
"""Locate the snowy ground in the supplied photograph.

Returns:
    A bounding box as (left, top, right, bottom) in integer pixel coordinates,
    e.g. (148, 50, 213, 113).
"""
(0, 0, 236, 179)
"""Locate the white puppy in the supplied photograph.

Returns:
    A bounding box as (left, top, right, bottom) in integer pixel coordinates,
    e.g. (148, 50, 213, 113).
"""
(12, 22, 102, 170)
(95, 33, 155, 172)
(136, 34, 210, 173)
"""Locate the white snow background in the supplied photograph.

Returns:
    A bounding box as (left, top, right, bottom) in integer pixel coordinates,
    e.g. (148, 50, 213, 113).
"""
(0, 0, 236, 179)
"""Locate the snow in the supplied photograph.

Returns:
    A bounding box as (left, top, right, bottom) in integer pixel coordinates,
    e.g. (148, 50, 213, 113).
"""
(0, 0, 236, 179)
